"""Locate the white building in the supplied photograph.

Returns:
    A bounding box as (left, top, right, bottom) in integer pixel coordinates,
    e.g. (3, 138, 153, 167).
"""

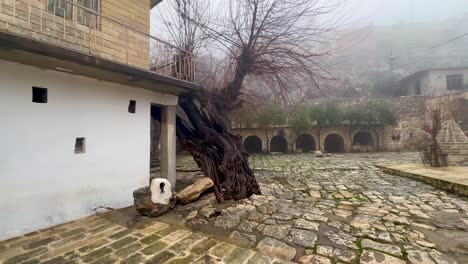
(0, 0, 197, 239)
(399, 67, 468, 96)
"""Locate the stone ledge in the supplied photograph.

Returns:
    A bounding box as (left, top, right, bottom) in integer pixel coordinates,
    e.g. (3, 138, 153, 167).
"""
(376, 163, 468, 197)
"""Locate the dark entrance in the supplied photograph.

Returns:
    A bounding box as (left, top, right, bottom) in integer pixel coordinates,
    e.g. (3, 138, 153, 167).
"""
(270, 135, 288, 153)
(243, 135, 262, 154)
(296, 133, 316, 153)
(353, 131, 374, 146)
(324, 133, 345, 153)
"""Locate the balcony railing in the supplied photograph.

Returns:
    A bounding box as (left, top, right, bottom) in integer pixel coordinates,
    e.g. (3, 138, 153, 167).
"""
(0, 0, 195, 83)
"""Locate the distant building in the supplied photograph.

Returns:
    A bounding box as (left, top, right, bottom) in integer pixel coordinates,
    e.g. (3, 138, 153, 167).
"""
(0, 0, 197, 239)
(399, 67, 468, 96)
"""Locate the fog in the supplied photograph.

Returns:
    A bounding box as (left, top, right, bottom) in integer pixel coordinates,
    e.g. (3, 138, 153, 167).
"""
(348, 0, 468, 25)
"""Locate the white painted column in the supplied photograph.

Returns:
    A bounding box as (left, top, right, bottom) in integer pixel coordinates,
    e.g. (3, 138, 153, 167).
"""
(160, 105, 177, 191)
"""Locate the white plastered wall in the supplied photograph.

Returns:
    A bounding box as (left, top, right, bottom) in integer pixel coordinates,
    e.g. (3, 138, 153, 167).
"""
(0, 60, 178, 239)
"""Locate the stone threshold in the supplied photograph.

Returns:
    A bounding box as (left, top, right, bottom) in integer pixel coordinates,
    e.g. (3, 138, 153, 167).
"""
(376, 163, 468, 197)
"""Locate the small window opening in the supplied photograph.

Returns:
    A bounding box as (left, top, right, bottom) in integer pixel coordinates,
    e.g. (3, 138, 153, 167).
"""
(75, 138, 86, 154)
(128, 100, 136, 113)
(32, 87, 48, 103)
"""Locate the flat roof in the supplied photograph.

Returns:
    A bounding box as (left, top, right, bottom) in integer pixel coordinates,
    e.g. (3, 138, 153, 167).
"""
(400, 66, 468, 84)
(0, 30, 200, 96)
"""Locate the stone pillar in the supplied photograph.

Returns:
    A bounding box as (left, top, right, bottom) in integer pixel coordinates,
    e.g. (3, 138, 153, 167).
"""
(160, 105, 177, 191)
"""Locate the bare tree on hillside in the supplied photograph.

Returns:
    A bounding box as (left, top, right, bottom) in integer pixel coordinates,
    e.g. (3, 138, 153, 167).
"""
(156, 0, 346, 202)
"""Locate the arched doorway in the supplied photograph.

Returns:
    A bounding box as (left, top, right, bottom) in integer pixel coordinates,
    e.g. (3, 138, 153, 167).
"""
(324, 133, 345, 153)
(353, 131, 374, 151)
(243, 135, 262, 154)
(296, 133, 316, 153)
(270, 135, 288, 153)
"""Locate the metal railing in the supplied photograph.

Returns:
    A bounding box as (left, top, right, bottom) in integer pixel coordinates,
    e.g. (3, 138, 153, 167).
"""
(0, 0, 195, 82)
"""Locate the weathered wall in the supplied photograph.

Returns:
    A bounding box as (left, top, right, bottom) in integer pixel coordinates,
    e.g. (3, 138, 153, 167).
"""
(0, 0, 150, 69)
(0, 59, 178, 239)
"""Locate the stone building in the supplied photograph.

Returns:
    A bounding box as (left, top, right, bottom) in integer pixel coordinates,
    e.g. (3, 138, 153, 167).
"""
(0, 0, 198, 239)
(399, 67, 468, 96)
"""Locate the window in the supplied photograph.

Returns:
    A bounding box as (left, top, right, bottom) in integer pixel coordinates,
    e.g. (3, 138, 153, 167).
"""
(128, 100, 136, 113)
(32, 87, 48, 103)
(77, 0, 101, 29)
(47, 0, 101, 29)
(446, 74, 464, 91)
(75, 138, 86, 154)
(415, 80, 421, 95)
(47, 0, 73, 19)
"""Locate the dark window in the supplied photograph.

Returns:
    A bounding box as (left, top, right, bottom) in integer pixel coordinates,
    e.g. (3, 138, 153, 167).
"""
(75, 138, 86, 154)
(128, 100, 136, 113)
(415, 80, 421, 95)
(32, 87, 48, 103)
(77, 0, 101, 29)
(47, 0, 73, 19)
(446, 74, 464, 91)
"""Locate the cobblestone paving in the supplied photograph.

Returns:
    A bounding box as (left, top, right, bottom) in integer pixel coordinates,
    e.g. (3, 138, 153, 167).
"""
(0, 210, 281, 264)
(175, 153, 468, 264)
(2, 153, 468, 264)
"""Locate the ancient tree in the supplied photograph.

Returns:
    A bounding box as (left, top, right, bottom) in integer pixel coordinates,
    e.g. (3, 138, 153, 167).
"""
(155, 0, 343, 202)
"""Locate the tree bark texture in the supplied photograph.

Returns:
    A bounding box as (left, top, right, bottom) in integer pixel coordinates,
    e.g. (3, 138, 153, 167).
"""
(174, 95, 261, 203)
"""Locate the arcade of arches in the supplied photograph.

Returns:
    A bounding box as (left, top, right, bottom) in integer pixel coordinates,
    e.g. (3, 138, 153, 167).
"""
(240, 127, 380, 154)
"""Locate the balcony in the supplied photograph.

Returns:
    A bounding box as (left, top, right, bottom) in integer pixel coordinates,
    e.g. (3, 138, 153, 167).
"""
(0, 0, 195, 83)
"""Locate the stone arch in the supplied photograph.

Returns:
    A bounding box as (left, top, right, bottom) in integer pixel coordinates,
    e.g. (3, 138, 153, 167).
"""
(324, 133, 345, 153)
(296, 133, 316, 153)
(270, 135, 288, 153)
(243, 135, 263, 154)
(353, 131, 374, 147)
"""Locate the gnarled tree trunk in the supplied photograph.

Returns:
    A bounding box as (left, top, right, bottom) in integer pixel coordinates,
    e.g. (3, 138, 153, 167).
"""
(174, 95, 261, 203)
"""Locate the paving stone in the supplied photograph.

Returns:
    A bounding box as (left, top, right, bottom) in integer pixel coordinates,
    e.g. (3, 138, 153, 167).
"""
(23, 237, 56, 250)
(91, 254, 117, 264)
(108, 229, 132, 240)
(256, 237, 296, 261)
(360, 250, 406, 264)
(3, 247, 48, 264)
(293, 219, 319, 231)
(140, 234, 162, 245)
(209, 242, 236, 258)
(146, 250, 176, 264)
(166, 252, 196, 264)
(141, 241, 169, 255)
(238, 220, 259, 232)
(298, 254, 332, 264)
(190, 238, 218, 256)
(361, 239, 402, 256)
(114, 243, 143, 258)
(247, 211, 270, 222)
(223, 247, 254, 263)
(246, 252, 276, 264)
(407, 250, 436, 264)
(214, 213, 241, 229)
(81, 247, 113, 263)
(109, 236, 138, 250)
(285, 229, 317, 247)
(78, 239, 110, 253)
(262, 224, 291, 240)
(120, 253, 145, 264)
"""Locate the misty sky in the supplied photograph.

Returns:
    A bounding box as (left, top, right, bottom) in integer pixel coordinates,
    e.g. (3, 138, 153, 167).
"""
(352, 0, 468, 25)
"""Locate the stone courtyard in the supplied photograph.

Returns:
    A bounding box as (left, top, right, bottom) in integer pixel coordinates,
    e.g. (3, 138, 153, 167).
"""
(1, 153, 468, 263)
